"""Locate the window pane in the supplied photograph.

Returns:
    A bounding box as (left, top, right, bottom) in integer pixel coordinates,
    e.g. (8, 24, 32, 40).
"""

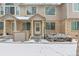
(45, 7, 55, 15)
(77, 22, 79, 30)
(23, 22, 30, 30)
(0, 7, 3, 15)
(46, 22, 55, 30)
(27, 22, 30, 30)
(73, 3, 79, 11)
(51, 23, 55, 30)
(5, 7, 10, 14)
(5, 3, 14, 5)
(10, 7, 15, 15)
(36, 27, 40, 31)
(71, 21, 77, 30)
(0, 22, 3, 29)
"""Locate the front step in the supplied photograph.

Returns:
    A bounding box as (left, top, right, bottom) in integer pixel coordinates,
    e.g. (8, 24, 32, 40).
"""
(31, 35, 44, 39)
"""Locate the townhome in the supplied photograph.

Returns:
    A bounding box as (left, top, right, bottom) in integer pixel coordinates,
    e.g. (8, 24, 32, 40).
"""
(0, 3, 79, 40)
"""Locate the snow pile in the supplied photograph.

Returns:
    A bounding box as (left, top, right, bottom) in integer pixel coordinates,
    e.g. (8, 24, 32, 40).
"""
(0, 42, 77, 56)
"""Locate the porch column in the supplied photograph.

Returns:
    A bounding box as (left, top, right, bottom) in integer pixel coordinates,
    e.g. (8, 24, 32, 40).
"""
(14, 20, 17, 32)
(42, 20, 45, 36)
(3, 20, 6, 36)
(31, 20, 33, 37)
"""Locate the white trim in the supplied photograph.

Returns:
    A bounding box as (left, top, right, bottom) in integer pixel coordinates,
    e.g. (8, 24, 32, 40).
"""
(15, 6, 20, 16)
(44, 6, 56, 16)
(3, 20, 6, 36)
(72, 3, 79, 12)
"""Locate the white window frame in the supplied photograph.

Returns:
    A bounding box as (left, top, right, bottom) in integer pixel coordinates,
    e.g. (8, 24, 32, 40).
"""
(44, 6, 56, 16)
(72, 3, 79, 12)
(15, 6, 20, 16)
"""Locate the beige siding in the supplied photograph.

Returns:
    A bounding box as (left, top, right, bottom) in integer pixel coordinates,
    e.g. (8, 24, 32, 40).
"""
(67, 3, 79, 18)
(46, 20, 65, 34)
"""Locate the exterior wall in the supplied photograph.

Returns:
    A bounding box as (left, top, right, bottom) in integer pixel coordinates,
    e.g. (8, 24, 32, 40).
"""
(19, 4, 63, 20)
(61, 4, 67, 19)
(46, 20, 65, 34)
(65, 19, 79, 39)
(17, 20, 23, 31)
(67, 3, 79, 18)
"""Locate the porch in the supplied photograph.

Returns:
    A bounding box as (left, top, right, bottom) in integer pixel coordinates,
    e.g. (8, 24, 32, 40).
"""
(0, 14, 46, 40)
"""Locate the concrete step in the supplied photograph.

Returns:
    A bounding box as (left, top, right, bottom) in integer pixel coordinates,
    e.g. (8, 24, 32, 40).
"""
(31, 36, 44, 39)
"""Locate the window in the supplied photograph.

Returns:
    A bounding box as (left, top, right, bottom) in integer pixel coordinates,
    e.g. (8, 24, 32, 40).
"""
(0, 22, 3, 30)
(27, 7, 36, 15)
(45, 7, 55, 15)
(46, 22, 55, 30)
(73, 3, 79, 12)
(0, 7, 4, 15)
(5, 3, 15, 15)
(5, 7, 15, 15)
(23, 22, 31, 30)
(71, 21, 79, 30)
(5, 3, 14, 5)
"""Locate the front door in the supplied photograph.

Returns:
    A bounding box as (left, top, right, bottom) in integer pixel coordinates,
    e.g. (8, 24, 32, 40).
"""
(34, 21, 41, 35)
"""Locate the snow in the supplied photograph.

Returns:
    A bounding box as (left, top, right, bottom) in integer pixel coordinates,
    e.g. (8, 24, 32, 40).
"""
(15, 16, 31, 20)
(24, 39, 49, 43)
(0, 39, 77, 56)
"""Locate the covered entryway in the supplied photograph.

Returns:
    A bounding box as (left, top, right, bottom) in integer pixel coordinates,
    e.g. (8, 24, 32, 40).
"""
(30, 14, 46, 38)
(0, 14, 18, 36)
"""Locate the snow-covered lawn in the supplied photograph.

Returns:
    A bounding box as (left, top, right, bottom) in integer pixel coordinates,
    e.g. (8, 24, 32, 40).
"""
(0, 39, 77, 56)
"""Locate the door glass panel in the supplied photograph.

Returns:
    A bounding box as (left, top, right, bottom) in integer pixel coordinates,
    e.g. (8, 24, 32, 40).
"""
(36, 27, 40, 31)
(36, 23, 40, 31)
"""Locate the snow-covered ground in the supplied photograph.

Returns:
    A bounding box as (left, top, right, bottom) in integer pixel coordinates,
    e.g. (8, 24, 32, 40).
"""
(0, 39, 77, 56)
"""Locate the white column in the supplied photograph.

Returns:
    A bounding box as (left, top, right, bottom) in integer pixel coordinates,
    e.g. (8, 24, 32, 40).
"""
(31, 20, 33, 37)
(14, 20, 17, 32)
(42, 20, 44, 36)
(3, 20, 6, 36)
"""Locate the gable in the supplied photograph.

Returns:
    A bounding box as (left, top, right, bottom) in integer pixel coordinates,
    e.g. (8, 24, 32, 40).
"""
(30, 14, 46, 21)
(0, 14, 16, 20)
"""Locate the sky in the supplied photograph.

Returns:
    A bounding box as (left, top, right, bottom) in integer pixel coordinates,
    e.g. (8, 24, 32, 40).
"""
(0, 0, 79, 3)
